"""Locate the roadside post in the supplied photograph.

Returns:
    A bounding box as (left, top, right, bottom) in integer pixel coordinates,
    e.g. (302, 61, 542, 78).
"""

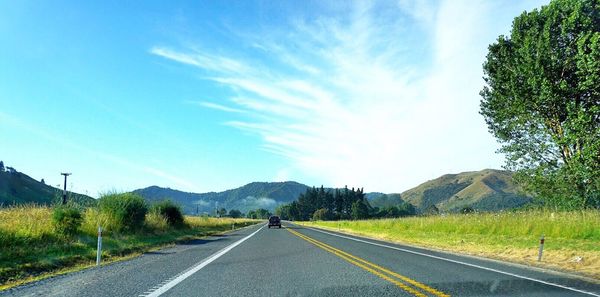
(232, 223, 235, 230)
(538, 235, 545, 261)
(96, 226, 103, 266)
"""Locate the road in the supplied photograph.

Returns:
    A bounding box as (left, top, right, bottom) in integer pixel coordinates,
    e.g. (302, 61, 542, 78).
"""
(2, 222, 599, 297)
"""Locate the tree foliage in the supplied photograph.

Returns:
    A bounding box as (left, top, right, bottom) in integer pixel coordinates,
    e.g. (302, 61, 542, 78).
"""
(275, 186, 417, 221)
(480, 0, 600, 209)
(246, 208, 271, 219)
(228, 209, 242, 218)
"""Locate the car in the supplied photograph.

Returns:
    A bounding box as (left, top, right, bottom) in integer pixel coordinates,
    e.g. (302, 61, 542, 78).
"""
(268, 215, 281, 228)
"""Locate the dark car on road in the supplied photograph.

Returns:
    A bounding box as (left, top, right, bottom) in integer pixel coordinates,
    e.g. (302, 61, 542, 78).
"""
(268, 215, 281, 228)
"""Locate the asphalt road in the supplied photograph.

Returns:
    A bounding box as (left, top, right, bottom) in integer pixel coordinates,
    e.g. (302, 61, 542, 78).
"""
(2, 222, 600, 297)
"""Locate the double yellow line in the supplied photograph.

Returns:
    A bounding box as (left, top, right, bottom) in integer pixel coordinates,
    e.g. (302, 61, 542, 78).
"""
(286, 227, 450, 297)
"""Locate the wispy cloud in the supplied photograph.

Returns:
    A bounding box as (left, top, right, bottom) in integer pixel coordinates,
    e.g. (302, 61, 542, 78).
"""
(185, 100, 247, 113)
(150, 1, 538, 192)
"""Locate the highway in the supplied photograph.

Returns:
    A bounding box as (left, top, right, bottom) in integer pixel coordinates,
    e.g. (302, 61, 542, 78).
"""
(2, 222, 599, 297)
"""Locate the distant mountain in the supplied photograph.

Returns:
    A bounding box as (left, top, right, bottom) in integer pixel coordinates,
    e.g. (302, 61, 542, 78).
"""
(0, 164, 96, 207)
(400, 169, 531, 212)
(133, 181, 310, 214)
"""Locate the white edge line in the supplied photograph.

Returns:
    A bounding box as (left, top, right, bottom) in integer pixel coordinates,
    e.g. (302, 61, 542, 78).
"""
(304, 225, 600, 297)
(145, 224, 266, 297)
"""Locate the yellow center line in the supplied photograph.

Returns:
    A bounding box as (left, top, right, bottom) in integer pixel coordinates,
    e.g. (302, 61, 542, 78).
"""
(286, 226, 450, 297)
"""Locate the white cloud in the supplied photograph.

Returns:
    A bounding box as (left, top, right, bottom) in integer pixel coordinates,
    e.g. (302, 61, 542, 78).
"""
(185, 100, 247, 113)
(151, 1, 544, 192)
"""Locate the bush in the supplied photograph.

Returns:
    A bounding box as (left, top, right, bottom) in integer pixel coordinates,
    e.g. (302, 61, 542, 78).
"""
(460, 206, 475, 214)
(98, 192, 147, 232)
(150, 200, 184, 228)
(52, 206, 83, 236)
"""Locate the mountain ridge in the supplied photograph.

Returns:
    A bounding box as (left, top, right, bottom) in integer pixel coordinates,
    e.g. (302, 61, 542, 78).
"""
(133, 181, 310, 214)
(0, 164, 96, 206)
(399, 169, 531, 212)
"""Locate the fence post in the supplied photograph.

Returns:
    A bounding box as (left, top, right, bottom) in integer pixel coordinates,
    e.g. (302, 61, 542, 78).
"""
(96, 226, 103, 266)
(537, 235, 545, 261)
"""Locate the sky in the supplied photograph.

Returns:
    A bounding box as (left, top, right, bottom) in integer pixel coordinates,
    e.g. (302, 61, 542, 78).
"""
(0, 0, 550, 197)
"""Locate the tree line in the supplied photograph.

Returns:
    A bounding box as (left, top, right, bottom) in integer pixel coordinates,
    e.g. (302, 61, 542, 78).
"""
(275, 186, 416, 221)
(211, 207, 272, 219)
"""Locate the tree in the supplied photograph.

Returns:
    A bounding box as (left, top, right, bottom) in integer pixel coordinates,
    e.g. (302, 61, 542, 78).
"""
(247, 208, 271, 219)
(217, 208, 227, 217)
(312, 208, 332, 221)
(246, 210, 256, 219)
(0, 161, 4, 172)
(351, 200, 369, 220)
(480, 0, 600, 209)
(41, 178, 45, 184)
(228, 209, 242, 218)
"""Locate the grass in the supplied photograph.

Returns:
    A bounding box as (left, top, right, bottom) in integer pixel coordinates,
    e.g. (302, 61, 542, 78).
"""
(298, 210, 600, 280)
(0, 205, 259, 289)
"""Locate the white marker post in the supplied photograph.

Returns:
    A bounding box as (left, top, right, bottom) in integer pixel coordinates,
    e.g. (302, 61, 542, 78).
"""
(538, 235, 545, 261)
(232, 223, 234, 230)
(96, 226, 103, 266)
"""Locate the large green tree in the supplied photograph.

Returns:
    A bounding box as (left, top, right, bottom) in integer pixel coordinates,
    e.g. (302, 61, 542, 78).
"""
(480, 0, 599, 209)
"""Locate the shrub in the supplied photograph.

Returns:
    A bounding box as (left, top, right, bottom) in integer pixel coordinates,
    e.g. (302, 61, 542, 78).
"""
(150, 200, 184, 228)
(460, 206, 475, 214)
(52, 206, 83, 236)
(98, 192, 147, 232)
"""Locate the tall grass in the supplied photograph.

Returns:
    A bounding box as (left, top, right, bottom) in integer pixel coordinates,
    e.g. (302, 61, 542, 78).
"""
(301, 210, 600, 279)
(0, 205, 258, 287)
(308, 210, 600, 243)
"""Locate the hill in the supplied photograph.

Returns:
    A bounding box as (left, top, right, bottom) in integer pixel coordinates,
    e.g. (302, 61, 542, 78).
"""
(400, 169, 531, 212)
(368, 193, 405, 209)
(133, 181, 309, 214)
(0, 163, 96, 207)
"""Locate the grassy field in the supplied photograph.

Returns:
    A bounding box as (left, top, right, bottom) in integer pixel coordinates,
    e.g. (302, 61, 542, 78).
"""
(298, 210, 600, 280)
(0, 205, 259, 289)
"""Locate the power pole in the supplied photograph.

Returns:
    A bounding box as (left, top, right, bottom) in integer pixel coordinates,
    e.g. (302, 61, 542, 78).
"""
(60, 173, 71, 205)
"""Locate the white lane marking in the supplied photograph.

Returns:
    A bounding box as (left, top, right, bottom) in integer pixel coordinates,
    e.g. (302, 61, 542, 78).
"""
(143, 224, 266, 297)
(305, 226, 600, 297)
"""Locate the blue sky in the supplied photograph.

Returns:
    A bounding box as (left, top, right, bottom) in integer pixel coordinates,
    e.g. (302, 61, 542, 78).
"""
(0, 0, 549, 197)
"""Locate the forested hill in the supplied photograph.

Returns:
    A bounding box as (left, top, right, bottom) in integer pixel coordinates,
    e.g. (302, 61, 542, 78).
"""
(400, 169, 531, 212)
(133, 181, 309, 214)
(0, 162, 96, 206)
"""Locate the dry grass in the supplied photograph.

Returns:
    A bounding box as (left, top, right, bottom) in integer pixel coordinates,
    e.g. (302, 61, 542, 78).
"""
(299, 210, 600, 280)
(0, 205, 259, 289)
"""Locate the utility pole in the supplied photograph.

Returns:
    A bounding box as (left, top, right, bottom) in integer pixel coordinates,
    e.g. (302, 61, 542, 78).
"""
(215, 201, 219, 218)
(60, 173, 71, 205)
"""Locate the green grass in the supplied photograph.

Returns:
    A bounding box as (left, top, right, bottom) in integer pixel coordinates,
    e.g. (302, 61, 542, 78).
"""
(299, 210, 600, 279)
(0, 205, 259, 288)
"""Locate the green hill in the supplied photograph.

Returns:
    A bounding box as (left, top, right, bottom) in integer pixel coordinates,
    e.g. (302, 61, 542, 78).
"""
(0, 163, 96, 207)
(133, 181, 310, 214)
(400, 169, 531, 212)
(368, 193, 405, 209)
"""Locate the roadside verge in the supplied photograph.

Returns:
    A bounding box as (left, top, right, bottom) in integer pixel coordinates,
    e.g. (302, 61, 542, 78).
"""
(295, 220, 600, 282)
